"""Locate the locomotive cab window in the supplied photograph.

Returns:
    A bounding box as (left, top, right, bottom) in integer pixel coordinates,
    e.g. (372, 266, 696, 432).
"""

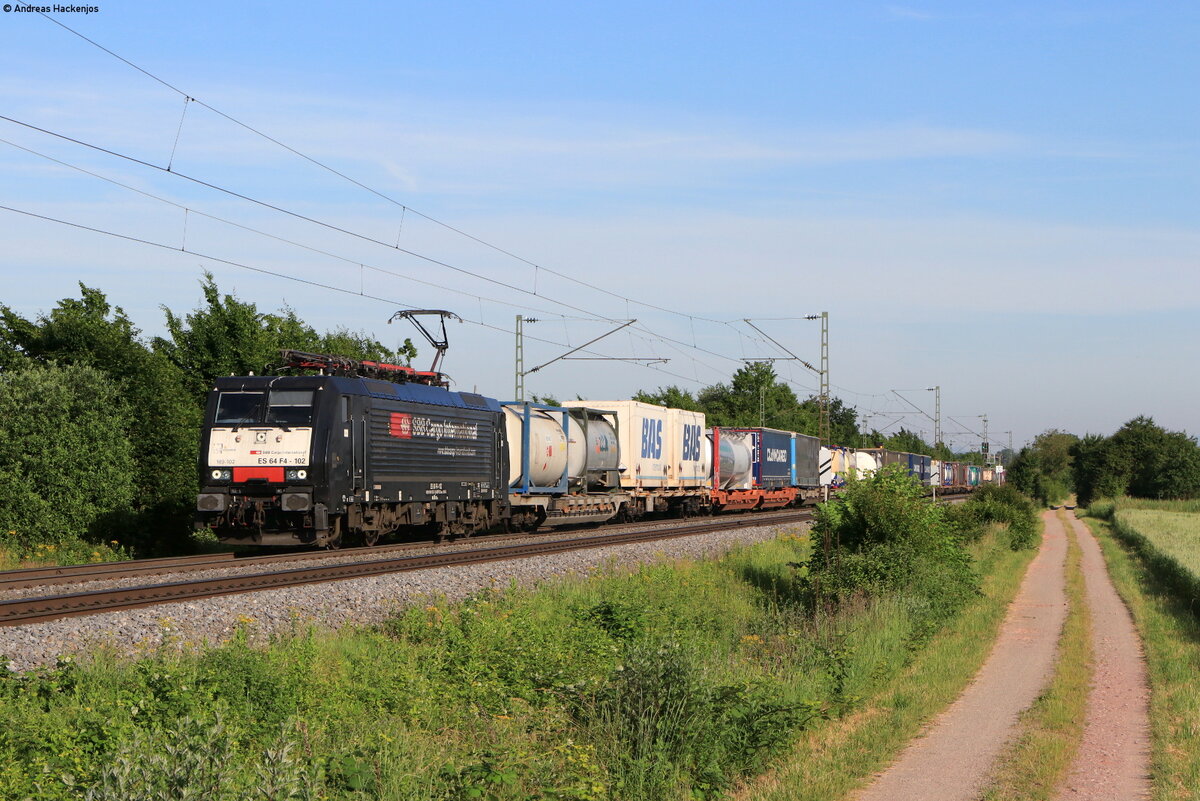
(214, 392, 265, 425)
(266, 390, 314, 426)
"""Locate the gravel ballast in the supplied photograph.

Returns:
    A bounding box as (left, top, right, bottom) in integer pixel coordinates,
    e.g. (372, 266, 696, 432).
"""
(0, 522, 802, 673)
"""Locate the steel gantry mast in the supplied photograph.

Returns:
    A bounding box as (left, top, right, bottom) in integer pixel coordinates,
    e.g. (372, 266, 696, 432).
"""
(514, 315, 665, 401)
(818, 311, 830, 445)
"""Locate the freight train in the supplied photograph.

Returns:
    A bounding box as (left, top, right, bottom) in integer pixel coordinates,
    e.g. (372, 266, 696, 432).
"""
(195, 350, 1001, 547)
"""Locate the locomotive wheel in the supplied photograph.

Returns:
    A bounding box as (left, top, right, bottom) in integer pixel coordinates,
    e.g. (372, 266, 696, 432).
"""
(323, 518, 343, 550)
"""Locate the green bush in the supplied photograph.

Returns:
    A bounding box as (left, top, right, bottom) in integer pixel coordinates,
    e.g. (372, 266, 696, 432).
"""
(807, 465, 977, 623)
(568, 639, 820, 799)
(0, 364, 136, 549)
(948, 484, 1040, 550)
(0, 529, 1014, 801)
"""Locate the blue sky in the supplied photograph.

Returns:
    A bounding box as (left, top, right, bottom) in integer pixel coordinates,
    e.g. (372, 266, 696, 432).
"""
(1, 1, 1196, 450)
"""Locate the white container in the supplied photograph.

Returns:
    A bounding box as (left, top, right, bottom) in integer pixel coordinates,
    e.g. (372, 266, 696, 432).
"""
(502, 404, 567, 488)
(563, 400, 708, 489)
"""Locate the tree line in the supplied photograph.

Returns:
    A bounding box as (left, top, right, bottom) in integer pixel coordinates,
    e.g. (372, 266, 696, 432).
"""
(0, 275, 414, 557)
(631, 362, 989, 462)
(0, 275, 990, 560)
(1008, 418, 1200, 506)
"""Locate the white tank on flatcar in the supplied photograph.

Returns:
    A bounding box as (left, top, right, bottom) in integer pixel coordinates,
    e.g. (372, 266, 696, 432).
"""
(564, 411, 620, 482)
(712, 429, 754, 490)
(852, 449, 881, 476)
(503, 405, 568, 487)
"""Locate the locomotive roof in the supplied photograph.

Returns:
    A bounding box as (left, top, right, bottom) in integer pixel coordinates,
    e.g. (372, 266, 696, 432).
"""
(210, 374, 500, 412)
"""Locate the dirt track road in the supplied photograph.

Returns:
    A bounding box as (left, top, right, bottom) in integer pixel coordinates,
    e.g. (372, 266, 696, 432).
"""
(853, 509, 1150, 801)
(1055, 513, 1150, 800)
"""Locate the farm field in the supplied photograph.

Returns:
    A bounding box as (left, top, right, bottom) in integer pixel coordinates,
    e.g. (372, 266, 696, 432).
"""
(1115, 508, 1200, 577)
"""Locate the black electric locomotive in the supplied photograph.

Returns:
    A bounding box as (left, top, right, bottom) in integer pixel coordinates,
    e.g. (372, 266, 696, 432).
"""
(195, 351, 508, 547)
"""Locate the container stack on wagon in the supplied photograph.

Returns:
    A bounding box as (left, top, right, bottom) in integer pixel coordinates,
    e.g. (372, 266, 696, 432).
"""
(195, 351, 1006, 547)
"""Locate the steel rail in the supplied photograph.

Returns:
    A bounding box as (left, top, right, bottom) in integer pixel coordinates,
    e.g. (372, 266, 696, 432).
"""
(0, 539, 461, 592)
(0, 508, 819, 592)
(0, 511, 813, 627)
(0, 552, 237, 592)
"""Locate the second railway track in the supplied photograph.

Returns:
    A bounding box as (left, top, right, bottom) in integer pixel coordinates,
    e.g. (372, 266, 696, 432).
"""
(0, 510, 813, 627)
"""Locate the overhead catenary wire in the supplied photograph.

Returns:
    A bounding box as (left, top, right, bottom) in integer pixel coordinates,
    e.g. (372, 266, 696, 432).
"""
(22, 15, 907, 407)
(36, 11, 744, 333)
(0, 110, 762, 384)
(0, 135, 605, 324)
(2, 105, 872, 399)
(0, 202, 709, 382)
(0, 112, 614, 323)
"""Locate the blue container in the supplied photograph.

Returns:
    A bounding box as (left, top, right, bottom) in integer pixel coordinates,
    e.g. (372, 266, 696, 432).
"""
(757, 428, 793, 489)
(906, 453, 931, 483)
(725, 428, 793, 489)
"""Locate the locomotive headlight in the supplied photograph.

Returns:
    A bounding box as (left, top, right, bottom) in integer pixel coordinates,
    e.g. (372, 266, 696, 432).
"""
(285, 468, 309, 481)
(210, 469, 232, 481)
(211, 469, 221, 480)
(297, 469, 307, 480)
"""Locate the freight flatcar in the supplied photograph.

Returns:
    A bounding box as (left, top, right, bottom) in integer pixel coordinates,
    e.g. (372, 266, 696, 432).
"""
(196, 350, 1003, 547)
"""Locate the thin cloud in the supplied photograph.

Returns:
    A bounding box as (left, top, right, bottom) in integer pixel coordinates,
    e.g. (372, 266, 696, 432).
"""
(887, 6, 937, 20)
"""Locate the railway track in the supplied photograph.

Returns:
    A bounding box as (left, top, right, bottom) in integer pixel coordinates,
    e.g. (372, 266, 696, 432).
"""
(0, 510, 813, 627)
(0, 507, 813, 593)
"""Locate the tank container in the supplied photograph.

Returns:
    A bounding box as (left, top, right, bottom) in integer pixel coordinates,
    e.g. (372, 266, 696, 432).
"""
(852, 449, 881, 476)
(502, 403, 567, 489)
(564, 411, 620, 483)
(712, 429, 754, 490)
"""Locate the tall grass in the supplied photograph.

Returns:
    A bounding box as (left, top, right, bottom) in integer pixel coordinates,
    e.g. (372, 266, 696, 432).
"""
(1118, 510, 1200, 581)
(0, 482, 1039, 800)
(0, 530, 946, 801)
(1112, 497, 1200, 514)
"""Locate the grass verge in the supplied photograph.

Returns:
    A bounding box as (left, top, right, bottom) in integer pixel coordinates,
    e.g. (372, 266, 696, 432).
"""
(979, 510, 1091, 799)
(733, 522, 1039, 801)
(0, 483, 1042, 801)
(1085, 513, 1200, 800)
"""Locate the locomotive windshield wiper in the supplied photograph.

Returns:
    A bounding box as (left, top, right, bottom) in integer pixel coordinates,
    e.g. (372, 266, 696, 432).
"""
(227, 398, 266, 432)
